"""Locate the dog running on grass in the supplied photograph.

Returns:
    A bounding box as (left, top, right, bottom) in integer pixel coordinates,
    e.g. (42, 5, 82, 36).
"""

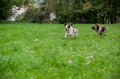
(64, 22, 78, 38)
(91, 24, 108, 35)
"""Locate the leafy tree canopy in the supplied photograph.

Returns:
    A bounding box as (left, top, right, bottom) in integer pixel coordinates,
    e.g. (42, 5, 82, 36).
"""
(0, 0, 28, 20)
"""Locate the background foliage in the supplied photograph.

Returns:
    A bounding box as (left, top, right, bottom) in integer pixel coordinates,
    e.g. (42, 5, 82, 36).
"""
(0, 0, 120, 23)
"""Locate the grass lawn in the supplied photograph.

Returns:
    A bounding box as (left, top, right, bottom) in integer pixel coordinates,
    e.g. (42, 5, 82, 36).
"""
(0, 22, 120, 79)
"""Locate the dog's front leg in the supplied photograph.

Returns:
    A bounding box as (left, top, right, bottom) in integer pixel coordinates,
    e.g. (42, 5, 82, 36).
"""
(74, 33, 78, 38)
(64, 32, 68, 38)
(97, 31, 102, 35)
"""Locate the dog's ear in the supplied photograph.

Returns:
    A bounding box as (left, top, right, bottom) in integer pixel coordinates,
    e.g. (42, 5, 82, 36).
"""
(69, 23, 72, 26)
(64, 22, 68, 26)
(64, 23, 66, 26)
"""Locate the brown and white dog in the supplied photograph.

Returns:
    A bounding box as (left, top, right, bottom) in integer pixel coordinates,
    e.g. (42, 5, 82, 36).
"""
(64, 22, 78, 38)
(91, 24, 108, 35)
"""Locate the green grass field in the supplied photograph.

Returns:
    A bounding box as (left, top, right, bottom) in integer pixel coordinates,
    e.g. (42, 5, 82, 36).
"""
(0, 23, 120, 79)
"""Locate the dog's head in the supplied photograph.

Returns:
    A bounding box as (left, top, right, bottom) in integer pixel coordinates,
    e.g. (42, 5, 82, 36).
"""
(101, 26, 108, 32)
(102, 26, 108, 30)
(64, 22, 72, 31)
(91, 24, 99, 31)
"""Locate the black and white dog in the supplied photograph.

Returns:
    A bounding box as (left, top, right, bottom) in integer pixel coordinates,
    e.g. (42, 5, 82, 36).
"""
(91, 24, 108, 35)
(64, 22, 78, 38)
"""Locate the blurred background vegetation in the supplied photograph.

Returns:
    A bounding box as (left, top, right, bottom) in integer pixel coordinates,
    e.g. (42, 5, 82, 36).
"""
(0, 0, 120, 24)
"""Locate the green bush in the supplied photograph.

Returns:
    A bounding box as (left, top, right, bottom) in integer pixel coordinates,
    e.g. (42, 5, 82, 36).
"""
(24, 8, 41, 23)
(56, 12, 84, 24)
